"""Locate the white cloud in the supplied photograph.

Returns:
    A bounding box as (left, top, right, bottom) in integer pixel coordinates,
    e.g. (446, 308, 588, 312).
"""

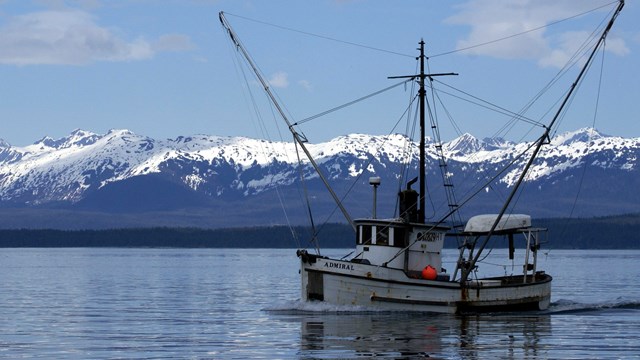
(447, 0, 628, 68)
(539, 31, 629, 68)
(35, 0, 102, 11)
(539, 31, 589, 68)
(605, 36, 630, 56)
(268, 71, 289, 88)
(153, 34, 195, 52)
(298, 79, 313, 92)
(0, 9, 193, 66)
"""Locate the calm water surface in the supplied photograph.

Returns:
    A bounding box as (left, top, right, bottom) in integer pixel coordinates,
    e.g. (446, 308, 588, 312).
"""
(1, 248, 639, 359)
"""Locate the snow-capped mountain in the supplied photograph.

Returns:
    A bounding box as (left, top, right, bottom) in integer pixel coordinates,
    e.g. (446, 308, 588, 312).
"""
(0, 127, 638, 229)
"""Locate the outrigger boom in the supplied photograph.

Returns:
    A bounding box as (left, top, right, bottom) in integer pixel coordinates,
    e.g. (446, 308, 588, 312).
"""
(219, 12, 355, 231)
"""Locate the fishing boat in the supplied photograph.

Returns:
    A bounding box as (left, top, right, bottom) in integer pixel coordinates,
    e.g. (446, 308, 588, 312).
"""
(220, 1, 624, 314)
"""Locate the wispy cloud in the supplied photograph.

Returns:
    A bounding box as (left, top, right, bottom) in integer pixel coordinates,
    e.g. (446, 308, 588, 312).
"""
(447, 0, 628, 68)
(538, 30, 629, 68)
(153, 34, 195, 52)
(298, 79, 313, 92)
(0, 9, 193, 66)
(268, 71, 289, 88)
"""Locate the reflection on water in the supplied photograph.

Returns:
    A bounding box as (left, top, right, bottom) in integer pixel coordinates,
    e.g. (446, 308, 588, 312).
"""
(268, 299, 640, 359)
(455, 315, 551, 360)
(275, 312, 552, 359)
(300, 314, 443, 359)
(2, 249, 639, 359)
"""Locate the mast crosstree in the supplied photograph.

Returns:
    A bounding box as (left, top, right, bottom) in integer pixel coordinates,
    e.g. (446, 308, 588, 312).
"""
(389, 40, 457, 224)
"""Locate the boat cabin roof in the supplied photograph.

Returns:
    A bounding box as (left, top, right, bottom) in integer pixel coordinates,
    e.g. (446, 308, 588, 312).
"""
(463, 214, 532, 234)
(354, 218, 450, 231)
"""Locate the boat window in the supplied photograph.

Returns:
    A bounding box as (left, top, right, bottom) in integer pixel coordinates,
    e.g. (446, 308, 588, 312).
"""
(377, 227, 389, 246)
(359, 225, 372, 245)
(394, 227, 407, 248)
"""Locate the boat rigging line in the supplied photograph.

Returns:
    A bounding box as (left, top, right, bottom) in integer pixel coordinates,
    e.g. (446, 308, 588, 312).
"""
(293, 79, 413, 126)
(226, 5, 431, 239)
(459, 0, 625, 284)
(490, 5, 616, 142)
(221, 12, 414, 58)
(388, 41, 458, 224)
(223, 30, 303, 248)
(221, 0, 622, 261)
(430, 80, 545, 129)
(220, 11, 356, 231)
(557, 40, 609, 244)
(224, 1, 619, 65)
(313, 95, 422, 232)
(383, 138, 538, 272)
(293, 138, 320, 254)
(430, 1, 620, 58)
(423, 62, 463, 227)
(386, 0, 624, 272)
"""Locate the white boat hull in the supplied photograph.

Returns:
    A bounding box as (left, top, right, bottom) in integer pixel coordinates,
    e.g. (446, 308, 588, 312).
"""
(299, 252, 551, 314)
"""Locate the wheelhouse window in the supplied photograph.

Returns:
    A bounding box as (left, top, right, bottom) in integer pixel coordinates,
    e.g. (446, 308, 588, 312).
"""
(376, 227, 389, 246)
(358, 225, 373, 245)
(393, 227, 407, 248)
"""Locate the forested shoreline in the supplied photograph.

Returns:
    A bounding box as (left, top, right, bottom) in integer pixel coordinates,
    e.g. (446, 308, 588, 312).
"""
(0, 215, 639, 248)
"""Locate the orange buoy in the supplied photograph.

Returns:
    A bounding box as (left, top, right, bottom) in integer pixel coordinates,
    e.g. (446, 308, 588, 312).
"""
(422, 265, 437, 280)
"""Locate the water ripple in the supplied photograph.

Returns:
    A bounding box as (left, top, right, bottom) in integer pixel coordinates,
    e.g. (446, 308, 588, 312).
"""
(1, 248, 639, 359)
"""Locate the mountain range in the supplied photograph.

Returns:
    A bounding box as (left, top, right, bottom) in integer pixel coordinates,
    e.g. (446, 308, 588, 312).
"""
(0, 127, 638, 229)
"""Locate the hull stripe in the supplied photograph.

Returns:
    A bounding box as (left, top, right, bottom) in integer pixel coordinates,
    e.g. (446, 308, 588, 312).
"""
(304, 266, 552, 290)
(370, 295, 453, 307)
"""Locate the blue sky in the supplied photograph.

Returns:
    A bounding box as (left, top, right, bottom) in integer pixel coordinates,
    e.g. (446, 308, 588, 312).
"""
(0, 0, 637, 146)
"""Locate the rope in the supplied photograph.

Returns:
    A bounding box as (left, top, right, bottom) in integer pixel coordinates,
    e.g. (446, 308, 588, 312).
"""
(430, 1, 617, 58)
(294, 138, 320, 254)
(314, 94, 420, 233)
(222, 12, 413, 58)
(557, 41, 608, 243)
(431, 80, 545, 128)
(294, 79, 413, 125)
(223, 21, 303, 248)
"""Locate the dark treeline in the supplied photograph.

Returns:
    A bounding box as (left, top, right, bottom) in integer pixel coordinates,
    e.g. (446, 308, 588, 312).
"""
(0, 214, 639, 248)
(0, 224, 352, 248)
(536, 215, 640, 249)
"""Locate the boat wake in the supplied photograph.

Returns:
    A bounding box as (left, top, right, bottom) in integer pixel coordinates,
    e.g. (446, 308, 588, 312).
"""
(264, 299, 640, 315)
(545, 299, 640, 314)
(264, 300, 389, 314)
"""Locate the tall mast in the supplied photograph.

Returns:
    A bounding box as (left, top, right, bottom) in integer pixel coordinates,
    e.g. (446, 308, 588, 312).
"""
(390, 41, 456, 223)
(418, 41, 427, 223)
